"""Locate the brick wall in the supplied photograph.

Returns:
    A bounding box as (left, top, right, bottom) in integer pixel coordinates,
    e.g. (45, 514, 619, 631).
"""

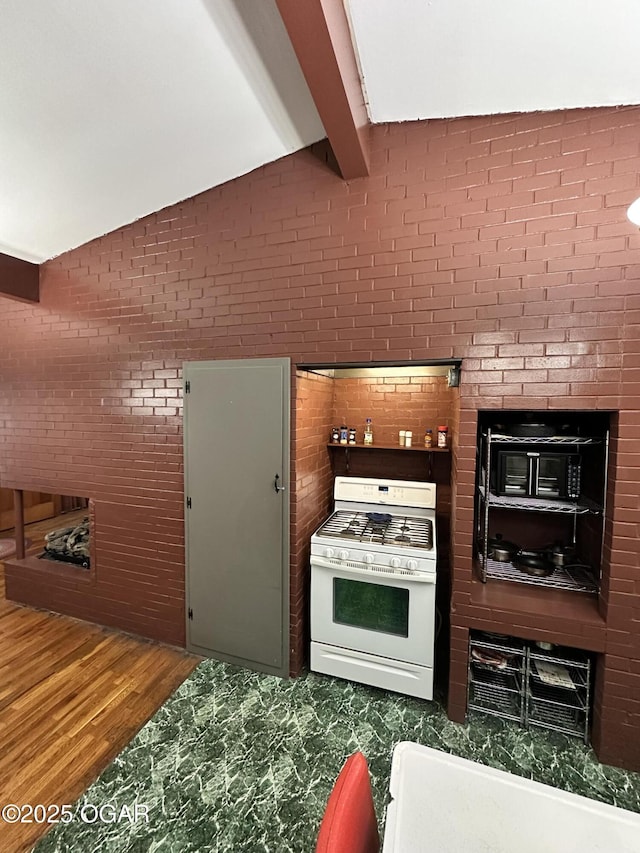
(331, 374, 456, 446)
(1, 107, 639, 768)
(292, 370, 334, 674)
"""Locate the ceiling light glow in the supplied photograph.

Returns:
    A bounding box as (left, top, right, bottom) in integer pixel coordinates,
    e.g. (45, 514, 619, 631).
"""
(627, 197, 640, 226)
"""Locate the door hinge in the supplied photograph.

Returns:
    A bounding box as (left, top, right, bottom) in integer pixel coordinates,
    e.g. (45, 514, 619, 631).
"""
(185, 380, 191, 393)
(187, 497, 192, 509)
(188, 607, 193, 620)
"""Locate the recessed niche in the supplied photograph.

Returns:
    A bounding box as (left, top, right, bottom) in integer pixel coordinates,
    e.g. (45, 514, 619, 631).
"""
(1, 488, 91, 569)
(39, 501, 91, 569)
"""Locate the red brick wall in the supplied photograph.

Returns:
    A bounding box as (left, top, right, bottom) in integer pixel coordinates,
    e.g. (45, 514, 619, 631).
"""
(1, 107, 640, 768)
(292, 370, 334, 674)
(331, 374, 456, 446)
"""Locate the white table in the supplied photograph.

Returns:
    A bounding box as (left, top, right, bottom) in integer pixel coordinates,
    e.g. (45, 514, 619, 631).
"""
(383, 741, 640, 853)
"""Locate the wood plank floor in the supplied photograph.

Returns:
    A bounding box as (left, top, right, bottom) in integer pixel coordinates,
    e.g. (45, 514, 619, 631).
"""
(0, 513, 199, 853)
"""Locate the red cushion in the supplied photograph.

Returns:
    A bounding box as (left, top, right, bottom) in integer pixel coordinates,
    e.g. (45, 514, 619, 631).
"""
(315, 752, 380, 853)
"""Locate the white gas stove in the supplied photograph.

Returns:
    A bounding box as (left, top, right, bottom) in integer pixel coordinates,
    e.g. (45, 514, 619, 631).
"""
(310, 476, 438, 700)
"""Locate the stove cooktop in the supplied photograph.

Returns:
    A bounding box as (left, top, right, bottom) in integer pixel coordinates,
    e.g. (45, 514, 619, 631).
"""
(315, 510, 434, 551)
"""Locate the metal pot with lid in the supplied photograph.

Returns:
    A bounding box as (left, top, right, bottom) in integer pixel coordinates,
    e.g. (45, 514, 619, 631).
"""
(513, 549, 555, 577)
(488, 534, 519, 562)
(544, 542, 577, 568)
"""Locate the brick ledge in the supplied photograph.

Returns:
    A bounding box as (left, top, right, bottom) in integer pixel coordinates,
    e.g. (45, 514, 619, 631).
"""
(5, 554, 95, 584)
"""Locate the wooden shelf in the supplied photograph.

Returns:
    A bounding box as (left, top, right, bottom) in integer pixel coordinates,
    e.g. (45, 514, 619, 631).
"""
(327, 443, 450, 453)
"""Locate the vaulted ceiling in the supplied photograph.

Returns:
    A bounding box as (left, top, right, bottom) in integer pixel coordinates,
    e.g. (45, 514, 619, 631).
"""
(2, 0, 640, 268)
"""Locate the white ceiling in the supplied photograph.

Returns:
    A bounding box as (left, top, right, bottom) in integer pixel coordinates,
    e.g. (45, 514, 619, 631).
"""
(2, 0, 640, 264)
(346, 0, 640, 122)
(0, 0, 324, 263)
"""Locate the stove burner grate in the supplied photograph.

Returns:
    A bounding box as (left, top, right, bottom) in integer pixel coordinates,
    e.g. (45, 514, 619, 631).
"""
(318, 510, 433, 550)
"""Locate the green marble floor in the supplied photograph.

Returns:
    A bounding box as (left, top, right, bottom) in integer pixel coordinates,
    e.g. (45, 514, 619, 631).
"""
(35, 660, 640, 853)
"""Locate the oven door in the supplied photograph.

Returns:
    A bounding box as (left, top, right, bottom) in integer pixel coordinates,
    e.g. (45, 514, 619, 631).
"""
(536, 452, 579, 499)
(310, 556, 436, 667)
(496, 451, 532, 497)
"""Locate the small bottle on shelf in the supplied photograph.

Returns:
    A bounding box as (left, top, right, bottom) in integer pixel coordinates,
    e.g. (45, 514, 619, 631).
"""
(424, 429, 433, 448)
(364, 418, 373, 445)
(348, 427, 357, 445)
(405, 430, 413, 447)
(437, 425, 449, 448)
(339, 425, 348, 445)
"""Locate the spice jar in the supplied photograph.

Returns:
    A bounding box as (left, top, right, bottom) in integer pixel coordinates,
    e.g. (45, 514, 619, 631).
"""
(348, 427, 357, 445)
(424, 429, 433, 448)
(405, 430, 413, 447)
(437, 425, 448, 448)
(399, 430, 406, 446)
(339, 425, 348, 445)
(331, 426, 340, 444)
(363, 418, 373, 446)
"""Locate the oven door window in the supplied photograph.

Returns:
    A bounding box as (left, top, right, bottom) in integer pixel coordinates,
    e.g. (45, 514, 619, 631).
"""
(333, 577, 409, 637)
(537, 455, 563, 498)
(500, 454, 529, 495)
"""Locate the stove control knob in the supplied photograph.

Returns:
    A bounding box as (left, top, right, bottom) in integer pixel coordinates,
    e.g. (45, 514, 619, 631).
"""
(364, 553, 374, 564)
(339, 549, 349, 561)
(325, 547, 335, 559)
(391, 557, 401, 568)
(407, 559, 418, 571)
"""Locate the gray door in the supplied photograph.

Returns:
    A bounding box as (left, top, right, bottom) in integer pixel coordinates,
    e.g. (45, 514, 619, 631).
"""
(183, 358, 290, 677)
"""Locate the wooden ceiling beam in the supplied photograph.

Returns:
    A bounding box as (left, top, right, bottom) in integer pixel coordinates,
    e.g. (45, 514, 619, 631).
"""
(276, 0, 370, 180)
(0, 253, 39, 302)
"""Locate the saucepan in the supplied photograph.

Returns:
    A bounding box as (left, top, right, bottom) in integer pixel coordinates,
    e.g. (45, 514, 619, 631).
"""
(487, 534, 519, 562)
(513, 549, 555, 578)
(544, 542, 577, 568)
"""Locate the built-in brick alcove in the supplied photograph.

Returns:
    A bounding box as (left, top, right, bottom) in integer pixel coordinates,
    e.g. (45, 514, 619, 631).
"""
(473, 408, 611, 583)
(451, 409, 613, 745)
(449, 403, 639, 772)
(5, 491, 95, 582)
(293, 363, 459, 682)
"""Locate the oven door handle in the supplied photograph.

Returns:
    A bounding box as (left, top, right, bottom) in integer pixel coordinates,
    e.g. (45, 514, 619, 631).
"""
(310, 555, 436, 583)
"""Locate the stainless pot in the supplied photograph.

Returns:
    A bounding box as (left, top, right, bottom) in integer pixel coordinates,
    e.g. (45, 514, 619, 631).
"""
(545, 542, 577, 568)
(488, 534, 518, 562)
(513, 549, 555, 577)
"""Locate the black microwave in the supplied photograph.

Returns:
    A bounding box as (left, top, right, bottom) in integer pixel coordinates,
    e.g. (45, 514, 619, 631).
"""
(494, 450, 581, 500)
